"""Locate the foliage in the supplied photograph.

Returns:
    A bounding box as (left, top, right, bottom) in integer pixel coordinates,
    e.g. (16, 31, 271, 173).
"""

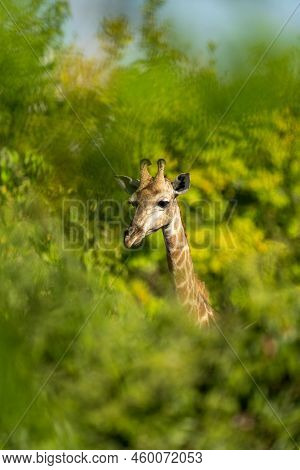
(0, 0, 299, 450)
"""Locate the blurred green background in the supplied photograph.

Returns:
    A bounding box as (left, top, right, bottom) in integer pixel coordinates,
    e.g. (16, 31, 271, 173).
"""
(0, 0, 300, 450)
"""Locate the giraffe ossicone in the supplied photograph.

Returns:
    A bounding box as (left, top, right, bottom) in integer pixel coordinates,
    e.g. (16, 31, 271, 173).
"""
(115, 159, 214, 326)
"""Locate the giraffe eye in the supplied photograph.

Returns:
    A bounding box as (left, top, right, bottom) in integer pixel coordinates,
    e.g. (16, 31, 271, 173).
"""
(158, 200, 169, 209)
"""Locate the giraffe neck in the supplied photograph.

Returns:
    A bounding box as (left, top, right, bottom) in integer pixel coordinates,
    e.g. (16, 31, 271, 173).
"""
(162, 203, 214, 325)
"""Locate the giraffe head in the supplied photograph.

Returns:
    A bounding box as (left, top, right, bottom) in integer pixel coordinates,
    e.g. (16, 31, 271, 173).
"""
(116, 159, 190, 248)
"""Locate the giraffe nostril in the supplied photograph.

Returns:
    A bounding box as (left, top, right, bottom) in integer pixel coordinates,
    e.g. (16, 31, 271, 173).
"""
(125, 226, 137, 237)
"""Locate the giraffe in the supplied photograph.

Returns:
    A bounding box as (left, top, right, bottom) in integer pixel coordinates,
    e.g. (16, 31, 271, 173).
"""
(116, 159, 214, 325)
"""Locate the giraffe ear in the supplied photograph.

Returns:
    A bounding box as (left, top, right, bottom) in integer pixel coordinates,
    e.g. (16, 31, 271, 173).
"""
(115, 175, 139, 194)
(172, 173, 190, 195)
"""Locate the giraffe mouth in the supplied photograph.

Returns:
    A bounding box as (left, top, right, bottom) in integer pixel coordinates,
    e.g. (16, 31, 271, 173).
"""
(124, 227, 145, 248)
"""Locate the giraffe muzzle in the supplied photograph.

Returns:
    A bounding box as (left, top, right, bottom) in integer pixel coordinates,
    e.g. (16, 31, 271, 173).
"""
(124, 226, 145, 248)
